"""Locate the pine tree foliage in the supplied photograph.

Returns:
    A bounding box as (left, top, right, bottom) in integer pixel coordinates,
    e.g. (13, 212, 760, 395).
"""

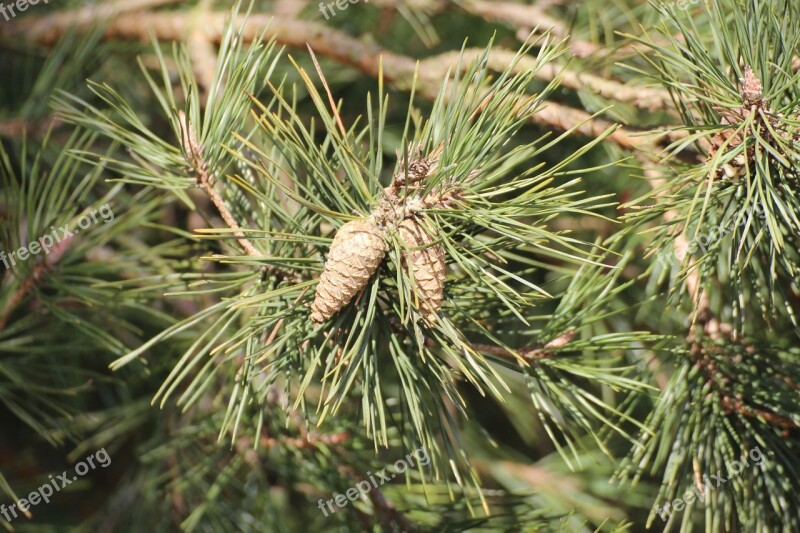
(624, 0, 800, 331)
(1, 0, 799, 531)
(55, 15, 653, 502)
(615, 1, 800, 531)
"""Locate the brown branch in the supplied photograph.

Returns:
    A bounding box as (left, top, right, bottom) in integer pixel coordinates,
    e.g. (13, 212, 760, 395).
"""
(179, 112, 306, 285)
(460, 0, 602, 59)
(690, 334, 799, 431)
(178, 110, 261, 258)
(0, 116, 61, 138)
(13, 0, 180, 38)
(643, 163, 710, 321)
(471, 329, 578, 364)
(12, 10, 677, 154)
(259, 430, 350, 450)
(420, 48, 674, 112)
(187, 29, 218, 105)
(366, 484, 416, 532)
(721, 395, 799, 431)
(0, 233, 74, 332)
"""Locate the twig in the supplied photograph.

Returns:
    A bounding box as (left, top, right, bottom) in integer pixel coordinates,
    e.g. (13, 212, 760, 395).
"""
(472, 329, 578, 363)
(259, 430, 350, 449)
(690, 334, 799, 431)
(643, 163, 710, 321)
(366, 485, 416, 532)
(187, 1, 218, 106)
(0, 233, 74, 332)
(178, 111, 261, 258)
(0, 116, 61, 138)
(11, 0, 181, 40)
(459, 0, 601, 59)
(12, 10, 678, 154)
(420, 48, 674, 112)
(179, 112, 306, 285)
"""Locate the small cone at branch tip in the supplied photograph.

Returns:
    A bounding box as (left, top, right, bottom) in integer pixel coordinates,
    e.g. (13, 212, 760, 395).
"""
(310, 219, 386, 324)
(397, 218, 446, 324)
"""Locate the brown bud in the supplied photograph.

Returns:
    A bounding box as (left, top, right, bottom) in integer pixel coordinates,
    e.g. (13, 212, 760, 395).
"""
(311, 219, 386, 323)
(397, 218, 446, 324)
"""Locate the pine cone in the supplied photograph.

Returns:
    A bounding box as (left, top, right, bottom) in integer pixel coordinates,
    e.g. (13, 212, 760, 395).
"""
(397, 218, 446, 323)
(311, 219, 386, 323)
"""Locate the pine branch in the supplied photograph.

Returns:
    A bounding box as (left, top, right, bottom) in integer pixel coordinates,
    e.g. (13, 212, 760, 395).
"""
(0, 116, 61, 138)
(10, 0, 181, 39)
(457, 0, 602, 58)
(420, 48, 674, 112)
(642, 162, 711, 321)
(0, 234, 74, 332)
(471, 329, 577, 363)
(178, 111, 260, 258)
(186, 28, 218, 106)
(365, 484, 416, 532)
(259, 430, 350, 449)
(11, 8, 683, 154)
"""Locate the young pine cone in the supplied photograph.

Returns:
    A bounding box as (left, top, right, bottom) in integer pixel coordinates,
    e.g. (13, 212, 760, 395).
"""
(397, 218, 446, 323)
(311, 219, 386, 324)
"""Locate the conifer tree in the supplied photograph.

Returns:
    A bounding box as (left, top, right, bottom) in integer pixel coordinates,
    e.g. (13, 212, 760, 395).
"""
(0, 0, 798, 531)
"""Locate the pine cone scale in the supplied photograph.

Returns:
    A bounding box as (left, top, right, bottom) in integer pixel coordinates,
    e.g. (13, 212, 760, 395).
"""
(398, 218, 446, 323)
(311, 219, 386, 323)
